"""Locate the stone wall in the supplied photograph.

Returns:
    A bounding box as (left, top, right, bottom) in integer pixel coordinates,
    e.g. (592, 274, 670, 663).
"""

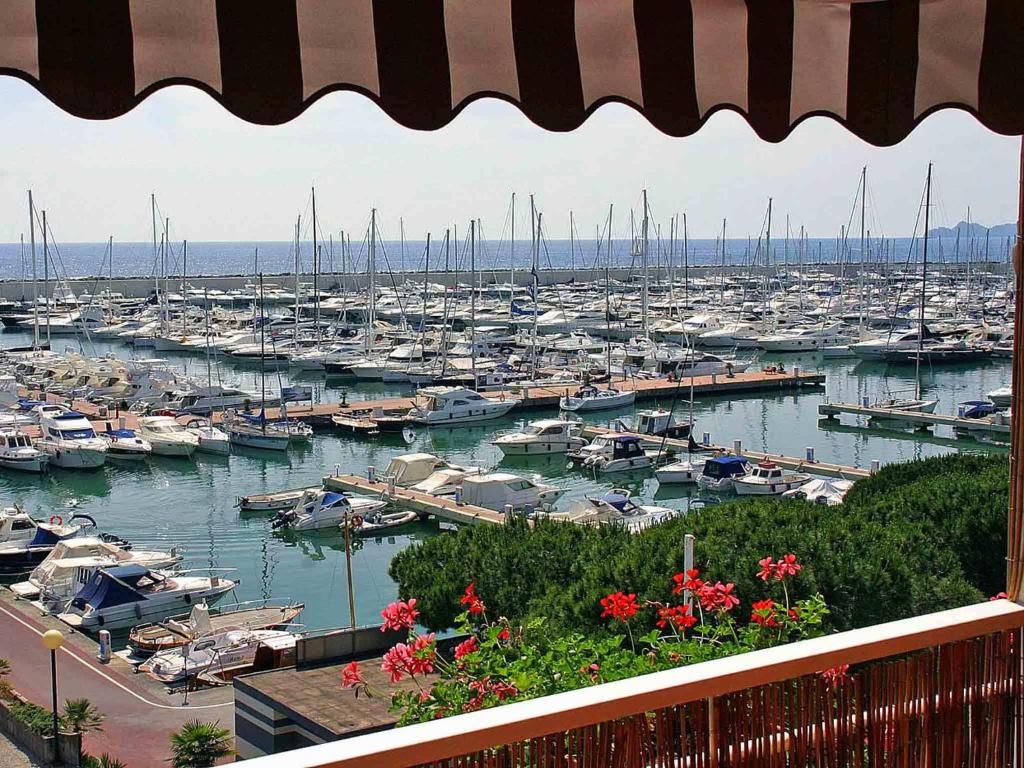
(0, 695, 81, 767)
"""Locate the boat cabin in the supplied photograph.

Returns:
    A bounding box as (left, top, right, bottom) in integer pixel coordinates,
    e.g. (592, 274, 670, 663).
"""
(0, 510, 37, 539)
(609, 436, 647, 461)
(70, 564, 168, 613)
(384, 453, 447, 487)
(632, 410, 692, 439)
(0, 433, 34, 451)
(460, 473, 558, 512)
(701, 456, 751, 480)
(749, 462, 785, 481)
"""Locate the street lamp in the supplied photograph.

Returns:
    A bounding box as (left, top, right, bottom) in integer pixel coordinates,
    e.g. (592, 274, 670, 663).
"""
(41, 629, 63, 765)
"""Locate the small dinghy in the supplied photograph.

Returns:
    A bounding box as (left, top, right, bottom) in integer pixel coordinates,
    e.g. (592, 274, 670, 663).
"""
(350, 510, 419, 535)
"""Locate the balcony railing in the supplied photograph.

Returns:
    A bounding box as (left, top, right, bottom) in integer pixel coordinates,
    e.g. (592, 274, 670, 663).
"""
(241, 600, 1024, 767)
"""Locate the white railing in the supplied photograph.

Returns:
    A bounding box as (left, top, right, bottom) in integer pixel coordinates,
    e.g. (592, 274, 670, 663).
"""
(241, 599, 1024, 767)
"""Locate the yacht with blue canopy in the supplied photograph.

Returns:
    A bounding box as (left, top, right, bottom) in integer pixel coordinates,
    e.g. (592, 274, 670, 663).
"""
(697, 456, 753, 492)
(58, 563, 237, 631)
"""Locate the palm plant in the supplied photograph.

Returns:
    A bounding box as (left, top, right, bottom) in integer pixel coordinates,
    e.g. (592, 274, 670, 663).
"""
(62, 698, 105, 734)
(82, 754, 127, 768)
(169, 719, 234, 768)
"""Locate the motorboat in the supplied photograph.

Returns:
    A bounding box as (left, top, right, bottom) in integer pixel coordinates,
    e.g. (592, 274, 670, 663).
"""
(620, 409, 692, 440)
(137, 416, 199, 457)
(409, 467, 484, 497)
(782, 477, 854, 506)
(654, 456, 704, 484)
(237, 486, 318, 512)
(848, 328, 935, 360)
(407, 386, 518, 425)
(182, 417, 231, 455)
(129, 599, 304, 655)
(559, 386, 636, 413)
(0, 515, 98, 573)
(697, 456, 752, 492)
(100, 428, 153, 460)
(12, 538, 182, 611)
(142, 627, 296, 683)
(756, 324, 851, 352)
(988, 386, 1012, 408)
(382, 453, 461, 487)
(350, 509, 420, 535)
(492, 419, 586, 456)
(958, 400, 999, 420)
(459, 472, 565, 512)
(58, 564, 237, 631)
(733, 461, 811, 496)
(0, 429, 49, 473)
(0, 508, 42, 544)
(36, 410, 108, 468)
(582, 435, 658, 473)
(549, 490, 678, 531)
(271, 489, 387, 531)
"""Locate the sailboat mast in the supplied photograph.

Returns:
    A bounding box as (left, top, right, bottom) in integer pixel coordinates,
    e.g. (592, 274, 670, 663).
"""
(182, 240, 188, 335)
(530, 196, 538, 381)
(27, 191, 38, 349)
(367, 209, 377, 354)
(860, 166, 867, 333)
(294, 216, 301, 342)
(470, 219, 477, 385)
(641, 189, 649, 339)
(151, 194, 158, 322)
(606, 205, 613, 381)
(259, 272, 267, 434)
(683, 213, 689, 311)
(312, 187, 320, 346)
(509, 192, 515, 318)
(42, 210, 50, 344)
(917, 163, 933, 399)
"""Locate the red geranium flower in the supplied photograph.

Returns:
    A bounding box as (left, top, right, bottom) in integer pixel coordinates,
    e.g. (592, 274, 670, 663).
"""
(408, 633, 437, 675)
(454, 636, 480, 660)
(750, 598, 778, 627)
(496, 627, 511, 641)
(698, 582, 739, 613)
(340, 661, 363, 689)
(756, 557, 776, 582)
(991, 592, 1009, 601)
(380, 598, 420, 632)
(776, 554, 802, 578)
(600, 592, 639, 622)
(381, 644, 415, 682)
(820, 663, 850, 684)
(460, 582, 486, 615)
(657, 604, 697, 631)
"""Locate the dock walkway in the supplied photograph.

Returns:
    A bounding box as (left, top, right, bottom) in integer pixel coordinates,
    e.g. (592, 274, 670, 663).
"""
(581, 426, 872, 480)
(323, 474, 508, 525)
(817, 401, 1011, 437)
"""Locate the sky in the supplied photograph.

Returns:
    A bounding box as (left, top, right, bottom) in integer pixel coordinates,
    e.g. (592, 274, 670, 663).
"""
(0, 77, 1018, 244)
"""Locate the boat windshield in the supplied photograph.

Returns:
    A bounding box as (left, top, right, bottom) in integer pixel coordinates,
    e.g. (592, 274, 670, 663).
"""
(57, 428, 96, 440)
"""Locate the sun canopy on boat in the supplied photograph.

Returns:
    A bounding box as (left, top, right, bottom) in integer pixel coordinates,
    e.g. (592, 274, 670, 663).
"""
(0, 1, 1021, 145)
(71, 564, 158, 611)
(27, 525, 68, 548)
(103, 428, 137, 438)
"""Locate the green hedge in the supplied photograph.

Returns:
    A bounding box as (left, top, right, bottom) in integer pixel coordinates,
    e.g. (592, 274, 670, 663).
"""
(389, 453, 1007, 633)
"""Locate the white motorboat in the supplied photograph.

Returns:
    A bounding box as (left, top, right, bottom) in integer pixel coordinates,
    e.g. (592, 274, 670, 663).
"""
(12, 538, 181, 610)
(782, 477, 854, 506)
(182, 418, 231, 455)
(58, 564, 237, 631)
(848, 328, 933, 360)
(36, 409, 108, 469)
(0, 514, 98, 574)
(459, 472, 565, 512)
(382, 453, 462, 487)
(492, 419, 586, 456)
(560, 386, 636, 413)
(166, 385, 274, 415)
(237, 486, 318, 512)
(0, 508, 41, 544)
(137, 416, 199, 457)
(271, 489, 387, 531)
(696, 455, 752, 492)
(549, 489, 678, 530)
(582, 435, 657, 473)
(225, 412, 291, 451)
(988, 386, 1012, 408)
(756, 324, 851, 352)
(407, 387, 518, 425)
(0, 429, 49, 473)
(654, 457, 704, 484)
(409, 467, 484, 497)
(143, 627, 295, 683)
(733, 461, 811, 496)
(100, 428, 153, 460)
(697, 323, 760, 349)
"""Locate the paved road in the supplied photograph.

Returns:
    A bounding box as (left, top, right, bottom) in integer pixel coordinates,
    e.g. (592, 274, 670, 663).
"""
(0, 601, 235, 766)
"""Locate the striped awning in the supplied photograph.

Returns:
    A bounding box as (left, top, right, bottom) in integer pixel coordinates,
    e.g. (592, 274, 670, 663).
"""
(1, 0, 1022, 146)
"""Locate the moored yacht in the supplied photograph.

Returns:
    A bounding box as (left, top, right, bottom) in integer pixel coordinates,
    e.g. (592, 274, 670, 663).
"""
(100, 428, 153, 460)
(138, 416, 199, 457)
(0, 429, 49, 473)
(271, 489, 387, 531)
(36, 409, 108, 468)
(559, 385, 636, 413)
(407, 387, 518, 425)
(733, 461, 811, 496)
(492, 419, 586, 456)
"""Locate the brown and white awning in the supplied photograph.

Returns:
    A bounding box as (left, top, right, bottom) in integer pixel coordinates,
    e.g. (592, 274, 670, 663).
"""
(1, 0, 1021, 146)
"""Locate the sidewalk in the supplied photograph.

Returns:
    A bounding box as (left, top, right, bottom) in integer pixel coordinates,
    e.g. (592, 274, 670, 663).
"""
(0, 732, 39, 767)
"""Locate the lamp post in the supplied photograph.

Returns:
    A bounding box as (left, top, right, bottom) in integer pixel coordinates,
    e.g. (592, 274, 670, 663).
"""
(41, 629, 63, 765)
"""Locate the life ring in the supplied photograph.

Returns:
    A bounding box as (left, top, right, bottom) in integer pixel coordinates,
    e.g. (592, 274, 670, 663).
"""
(351, 515, 364, 529)
(49, 515, 63, 526)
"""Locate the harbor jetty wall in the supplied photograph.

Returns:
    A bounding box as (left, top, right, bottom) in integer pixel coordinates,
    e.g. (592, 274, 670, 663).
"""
(0, 261, 1009, 301)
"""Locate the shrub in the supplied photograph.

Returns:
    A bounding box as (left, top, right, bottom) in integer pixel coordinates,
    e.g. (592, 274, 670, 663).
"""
(390, 453, 1005, 633)
(8, 700, 55, 736)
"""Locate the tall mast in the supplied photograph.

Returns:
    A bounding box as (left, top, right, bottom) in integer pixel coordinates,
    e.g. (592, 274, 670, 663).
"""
(312, 187, 320, 346)
(509, 192, 515, 317)
(569, 210, 575, 273)
(294, 215, 301, 342)
(683, 213, 689, 311)
(151, 194, 159, 319)
(530, 195, 538, 381)
(42, 210, 49, 343)
(182, 240, 188, 335)
(367, 209, 376, 354)
(259, 272, 267, 433)
(641, 189, 649, 340)
(917, 163, 932, 400)
(28, 191, 38, 349)
(606, 205, 613, 382)
(470, 220, 477, 385)
(859, 166, 867, 333)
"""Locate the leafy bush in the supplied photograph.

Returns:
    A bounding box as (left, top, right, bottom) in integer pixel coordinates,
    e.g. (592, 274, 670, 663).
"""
(390, 453, 1006, 633)
(8, 700, 55, 736)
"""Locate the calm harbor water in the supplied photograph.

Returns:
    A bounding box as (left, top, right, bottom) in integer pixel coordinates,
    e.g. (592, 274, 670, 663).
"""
(0, 329, 1011, 638)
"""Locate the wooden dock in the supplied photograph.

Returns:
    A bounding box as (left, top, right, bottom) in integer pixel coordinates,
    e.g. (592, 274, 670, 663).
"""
(817, 402, 1011, 437)
(322, 474, 508, 526)
(581, 426, 873, 480)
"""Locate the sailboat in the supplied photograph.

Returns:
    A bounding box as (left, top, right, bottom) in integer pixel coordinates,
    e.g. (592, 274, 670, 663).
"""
(226, 273, 290, 450)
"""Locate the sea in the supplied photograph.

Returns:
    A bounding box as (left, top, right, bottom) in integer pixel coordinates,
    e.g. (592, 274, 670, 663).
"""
(0, 236, 1012, 280)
